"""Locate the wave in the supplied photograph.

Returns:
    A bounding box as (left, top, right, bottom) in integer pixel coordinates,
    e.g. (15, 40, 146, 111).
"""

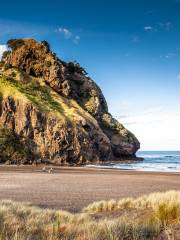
(86, 151, 180, 172)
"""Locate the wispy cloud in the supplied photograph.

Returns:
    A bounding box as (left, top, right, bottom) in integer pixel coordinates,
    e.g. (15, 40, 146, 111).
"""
(119, 100, 132, 109)
(0, 19, 49, 37)
(117, 107, 164, 126)
(57, 27, 80, 44)
(144, 22, 173, 32)
(0, 45, 7, 59)
(117, 107, 180, 150)
(158, 22, 173, 31)
(58, 28, 72, 39)
(144, 26, 153, 31)
(143, 106, 164, 115)
(176, 74, 180, 79)
(0, 20, 81, 45)
(160, 52, 176, 59)
(73, 35, 80, 44)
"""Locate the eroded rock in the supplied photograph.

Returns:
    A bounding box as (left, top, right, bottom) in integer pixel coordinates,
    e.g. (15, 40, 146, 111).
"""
(0, 38, 140, 164)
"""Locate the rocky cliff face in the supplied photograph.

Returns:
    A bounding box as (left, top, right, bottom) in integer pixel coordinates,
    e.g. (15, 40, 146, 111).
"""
(0, 39, 140, 164)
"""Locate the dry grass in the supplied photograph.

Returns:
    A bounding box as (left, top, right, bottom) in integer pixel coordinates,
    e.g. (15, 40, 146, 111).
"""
(84, 191, 180, 219)
(0, 191, 179, 239)
(0, 200, 161, 240)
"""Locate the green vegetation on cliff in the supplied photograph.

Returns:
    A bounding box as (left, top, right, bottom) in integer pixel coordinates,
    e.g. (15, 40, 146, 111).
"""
(0, 74, 72, 122)
(0, 126, 28, 163)
(0, 71, 97, 126)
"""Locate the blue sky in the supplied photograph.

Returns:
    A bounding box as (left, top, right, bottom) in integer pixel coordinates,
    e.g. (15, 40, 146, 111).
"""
(0, 0, 180, 150)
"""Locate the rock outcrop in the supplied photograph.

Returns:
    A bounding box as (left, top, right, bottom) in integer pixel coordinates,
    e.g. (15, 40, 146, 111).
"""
(0, 39, 140, 164)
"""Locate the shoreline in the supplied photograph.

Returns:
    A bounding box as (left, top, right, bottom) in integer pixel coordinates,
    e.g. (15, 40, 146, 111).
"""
(85, 165, 180, 173)
(0, 165, 180, 212)
(0, 164, 180, 174)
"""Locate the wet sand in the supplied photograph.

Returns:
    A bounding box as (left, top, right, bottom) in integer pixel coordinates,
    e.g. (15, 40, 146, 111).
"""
(0, 165, 179, 212)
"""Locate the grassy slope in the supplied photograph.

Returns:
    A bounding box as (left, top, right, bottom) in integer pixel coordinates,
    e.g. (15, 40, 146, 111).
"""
(0, 69, 99, 127)
(0, 191, 180, 240)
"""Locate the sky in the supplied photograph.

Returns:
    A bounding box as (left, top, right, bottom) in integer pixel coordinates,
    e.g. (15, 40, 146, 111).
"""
(0, 0, 180, 150)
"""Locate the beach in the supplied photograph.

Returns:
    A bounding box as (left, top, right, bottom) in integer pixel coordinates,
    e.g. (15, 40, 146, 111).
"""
(0, 165, 179, 212)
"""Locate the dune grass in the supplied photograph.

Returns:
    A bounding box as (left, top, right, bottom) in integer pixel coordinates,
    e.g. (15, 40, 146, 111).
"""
(0, 191, 179, 239)
(0, 200, 161, 240)
(84, 190, 180, 225)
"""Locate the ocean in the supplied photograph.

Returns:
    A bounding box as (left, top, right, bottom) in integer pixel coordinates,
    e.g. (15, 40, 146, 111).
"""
(88, 151, 180, 172)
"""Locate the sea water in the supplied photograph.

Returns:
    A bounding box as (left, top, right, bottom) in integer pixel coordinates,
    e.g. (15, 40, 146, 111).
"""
(87, 151, 180, 172)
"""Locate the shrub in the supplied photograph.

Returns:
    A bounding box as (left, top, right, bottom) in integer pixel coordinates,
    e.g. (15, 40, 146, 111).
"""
(45, 61, 51, 67)
(4, 63, 12, 70)
(0, 127, 29, 163)
(10, 71, 16, 78)
(7, 39, 24, 51)
(67, 61, 87, 75)
(1, 50, 11, 60)
(41, 40, 50, 51)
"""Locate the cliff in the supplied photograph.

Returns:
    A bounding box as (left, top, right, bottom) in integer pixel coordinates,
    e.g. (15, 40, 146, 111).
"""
(0, 39, 140, 164)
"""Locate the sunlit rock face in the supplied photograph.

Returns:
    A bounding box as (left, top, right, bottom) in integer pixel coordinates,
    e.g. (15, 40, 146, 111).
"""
(0, 39, 140, 164)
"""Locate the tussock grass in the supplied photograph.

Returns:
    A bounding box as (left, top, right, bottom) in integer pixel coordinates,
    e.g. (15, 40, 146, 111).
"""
(0, 199, 161, 240)
(0, 191, 180, 239)
(84, 191, 180, 220)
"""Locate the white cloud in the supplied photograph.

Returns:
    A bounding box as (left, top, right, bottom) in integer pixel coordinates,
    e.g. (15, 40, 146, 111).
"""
(58, 28, 72, 39)
(176, 74, 180, 79)
(0, 45, 7, 59)
(144, 22, 173, 33)
(58, 27, 80, 44)
(118, 108, 180, 151)
(73, 35, 80, 44)
(144, 26, 153, 31)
